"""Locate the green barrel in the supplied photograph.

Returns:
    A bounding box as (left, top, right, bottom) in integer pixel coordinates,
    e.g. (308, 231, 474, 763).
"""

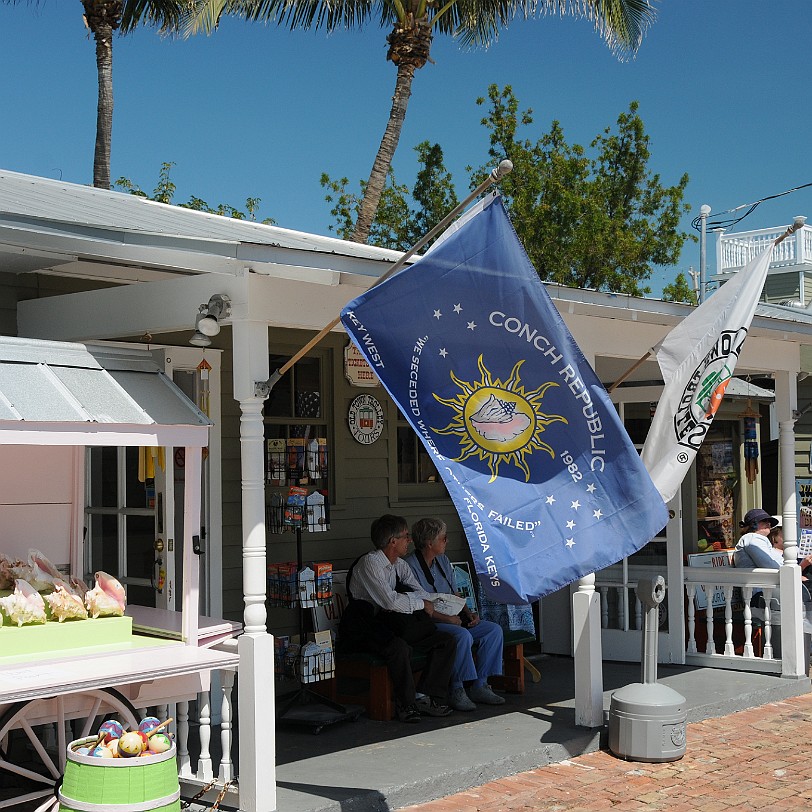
(59, 736, 180, 812)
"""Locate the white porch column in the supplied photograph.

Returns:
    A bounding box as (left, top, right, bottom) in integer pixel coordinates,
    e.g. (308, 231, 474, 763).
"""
(573, 573, 604, 727)
(232, 320, 276, 812)
(775, 371, 806, 679)
(573, 344, 604, 726)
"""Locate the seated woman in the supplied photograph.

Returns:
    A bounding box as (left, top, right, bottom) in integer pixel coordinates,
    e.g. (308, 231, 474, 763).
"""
(734, 509, 812, 608)
(404, 518, 505, 711)
(733, 509, 781, 570)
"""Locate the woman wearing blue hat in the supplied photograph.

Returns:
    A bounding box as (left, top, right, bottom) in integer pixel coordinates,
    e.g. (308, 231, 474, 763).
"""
(733, 509, 781, 570)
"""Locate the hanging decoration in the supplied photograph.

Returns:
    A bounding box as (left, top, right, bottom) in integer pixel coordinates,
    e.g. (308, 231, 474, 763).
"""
(743, 414, 759, 484)
(196, 357, 212, 462)
(196, 358, 212, 417)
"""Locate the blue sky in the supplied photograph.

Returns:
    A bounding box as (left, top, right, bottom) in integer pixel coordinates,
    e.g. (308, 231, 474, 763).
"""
(2, 1, 810, 296)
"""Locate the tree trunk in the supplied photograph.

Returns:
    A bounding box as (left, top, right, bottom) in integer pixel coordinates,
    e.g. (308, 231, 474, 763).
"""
(351, 62, 416, 244)
(92, 22, 113, 190)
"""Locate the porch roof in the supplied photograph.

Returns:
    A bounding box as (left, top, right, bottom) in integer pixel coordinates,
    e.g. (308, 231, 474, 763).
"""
(0, 335, 210, 446)
(0, 168, 404, 282)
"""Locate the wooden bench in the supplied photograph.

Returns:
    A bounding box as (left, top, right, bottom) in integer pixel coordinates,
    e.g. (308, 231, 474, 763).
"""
(311, 571, 538, 721)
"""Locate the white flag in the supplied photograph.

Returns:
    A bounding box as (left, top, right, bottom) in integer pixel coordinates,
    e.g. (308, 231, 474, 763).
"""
(641, 247, 773, 502)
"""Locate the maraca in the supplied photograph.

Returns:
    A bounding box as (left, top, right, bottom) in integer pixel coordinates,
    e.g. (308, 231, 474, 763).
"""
(90, 744, 114, 758)
(148, 733, 172, 754)
(108, 739, 121, 758)
(98, 719, 124, 743)
(118, 731, 145, 758)
(138, 716, 161, 736)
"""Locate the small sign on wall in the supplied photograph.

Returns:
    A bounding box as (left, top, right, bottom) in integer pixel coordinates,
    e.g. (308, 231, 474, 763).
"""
(348, 394, 384, 445)
(344, 341, 380, 387)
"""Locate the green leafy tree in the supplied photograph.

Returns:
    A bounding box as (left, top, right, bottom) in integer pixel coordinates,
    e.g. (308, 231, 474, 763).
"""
(471, 85, 692, 295)
(115, 162, 276, 222)
(662, 272, 698, 305)
(3, 0, 189, 189)
(189, 0, 657, 243)
(322, 141, 458, 251)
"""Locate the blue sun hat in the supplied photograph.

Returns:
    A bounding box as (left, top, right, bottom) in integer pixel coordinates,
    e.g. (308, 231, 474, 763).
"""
(740, 508, 779, 529)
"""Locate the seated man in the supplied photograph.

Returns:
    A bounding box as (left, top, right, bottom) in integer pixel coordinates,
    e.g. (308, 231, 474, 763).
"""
(405, 518, 505, 711)
(339, 514, 456, 723)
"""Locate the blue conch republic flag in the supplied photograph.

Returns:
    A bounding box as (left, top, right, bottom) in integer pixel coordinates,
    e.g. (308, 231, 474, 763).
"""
(340, 195, 668, 603)
(641, 246, 773, 504)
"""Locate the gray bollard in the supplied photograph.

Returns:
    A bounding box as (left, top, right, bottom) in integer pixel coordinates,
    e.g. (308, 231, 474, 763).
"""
(607, 576, 687, 762)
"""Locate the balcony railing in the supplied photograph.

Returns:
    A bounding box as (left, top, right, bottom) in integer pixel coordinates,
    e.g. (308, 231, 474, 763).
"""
(683, 567, 785, 674)
(717, 225, 812, 273)
(162, 644, 240, 808)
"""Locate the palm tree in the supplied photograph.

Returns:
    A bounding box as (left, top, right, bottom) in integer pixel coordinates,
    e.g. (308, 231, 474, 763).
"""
(189, 0, 656, 243)
(3, 0, 188, 189)
(82, 0, 124, 189)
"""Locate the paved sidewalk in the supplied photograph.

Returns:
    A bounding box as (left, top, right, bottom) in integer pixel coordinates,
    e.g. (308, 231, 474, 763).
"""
(398, 693, 812, 811)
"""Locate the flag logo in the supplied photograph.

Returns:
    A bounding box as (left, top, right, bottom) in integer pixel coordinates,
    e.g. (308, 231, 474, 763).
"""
(434, 356, 566, 482)
(673, 328, 745, 451)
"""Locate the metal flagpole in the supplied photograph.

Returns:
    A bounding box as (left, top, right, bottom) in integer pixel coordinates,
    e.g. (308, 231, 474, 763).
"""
(255, 159, 514, 397)
(698, 204, 711, 304)
(606, 216, 807, 396)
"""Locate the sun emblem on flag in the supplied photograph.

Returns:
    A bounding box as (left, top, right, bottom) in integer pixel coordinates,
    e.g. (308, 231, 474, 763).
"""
(433, 355, 567, 482)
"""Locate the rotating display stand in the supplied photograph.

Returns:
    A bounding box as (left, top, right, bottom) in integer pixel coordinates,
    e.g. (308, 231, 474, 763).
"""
(272, 520, 362, 733)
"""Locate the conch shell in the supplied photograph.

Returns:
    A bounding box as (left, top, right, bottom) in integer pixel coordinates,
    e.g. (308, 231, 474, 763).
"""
(0, 554, 15, 590)
(469, 394, 532, 442)
(8, 559, 33, 585)
(0, 579, 47, 626)
(69, 576, 90, 597)
(84, 571, 126, 618)
(45, 579, 89, 622)
(27, 549, 62, 591)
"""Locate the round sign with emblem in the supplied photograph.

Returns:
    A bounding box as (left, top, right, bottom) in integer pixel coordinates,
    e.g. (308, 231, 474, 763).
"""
(348, 394, 384, 445)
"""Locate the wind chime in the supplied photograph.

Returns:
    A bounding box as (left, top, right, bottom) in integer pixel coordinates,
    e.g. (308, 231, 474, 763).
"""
(740, 387, 760, 484)
(197, 357, 212, 461)
(196, 357, 212, 417)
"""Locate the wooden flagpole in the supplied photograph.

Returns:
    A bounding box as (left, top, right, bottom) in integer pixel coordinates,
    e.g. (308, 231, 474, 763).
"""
(606, 217, 806, 396)
(607, 351, 652, 394)
(257, 160, 513, 395)
(773, 215, 806, 246)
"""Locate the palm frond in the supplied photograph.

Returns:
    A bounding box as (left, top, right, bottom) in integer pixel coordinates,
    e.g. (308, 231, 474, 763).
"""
(187, 0, 389, 33)
(121, 0, 194, 34)
(451, 0, 656, 56)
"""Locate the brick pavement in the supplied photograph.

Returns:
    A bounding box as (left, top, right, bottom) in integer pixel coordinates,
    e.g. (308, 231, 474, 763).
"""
(398, 693, 812, 811)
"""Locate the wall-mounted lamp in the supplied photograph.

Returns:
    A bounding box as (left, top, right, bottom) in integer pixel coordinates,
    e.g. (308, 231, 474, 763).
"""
(190, 309, 212, 348)
(197, 294, 232, 337)
(189, 294, 231, 347)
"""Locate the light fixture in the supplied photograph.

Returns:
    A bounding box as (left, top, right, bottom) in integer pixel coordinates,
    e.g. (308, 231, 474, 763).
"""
(189, 308, 213, 347)
(189, 294, 231, 347)
(196, 294, 232, 337)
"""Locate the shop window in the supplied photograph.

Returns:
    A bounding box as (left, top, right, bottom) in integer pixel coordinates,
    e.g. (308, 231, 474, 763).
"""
(696, 423, 739, 551)
(622, 402, 667, 567)
(85, 447, 156, 604)
(265, 353, 330, 534)
(394, 417, 446, 500)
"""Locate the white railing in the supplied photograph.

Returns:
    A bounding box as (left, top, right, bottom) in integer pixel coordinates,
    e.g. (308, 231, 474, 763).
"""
(598, 584, 643, 632)
(683, 568, 782, 674)
(177, 662, 240, 808)
(717, 224, 812, 272)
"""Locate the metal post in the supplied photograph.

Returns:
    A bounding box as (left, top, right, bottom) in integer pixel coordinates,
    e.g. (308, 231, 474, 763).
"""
(698, 204, 711, 304)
